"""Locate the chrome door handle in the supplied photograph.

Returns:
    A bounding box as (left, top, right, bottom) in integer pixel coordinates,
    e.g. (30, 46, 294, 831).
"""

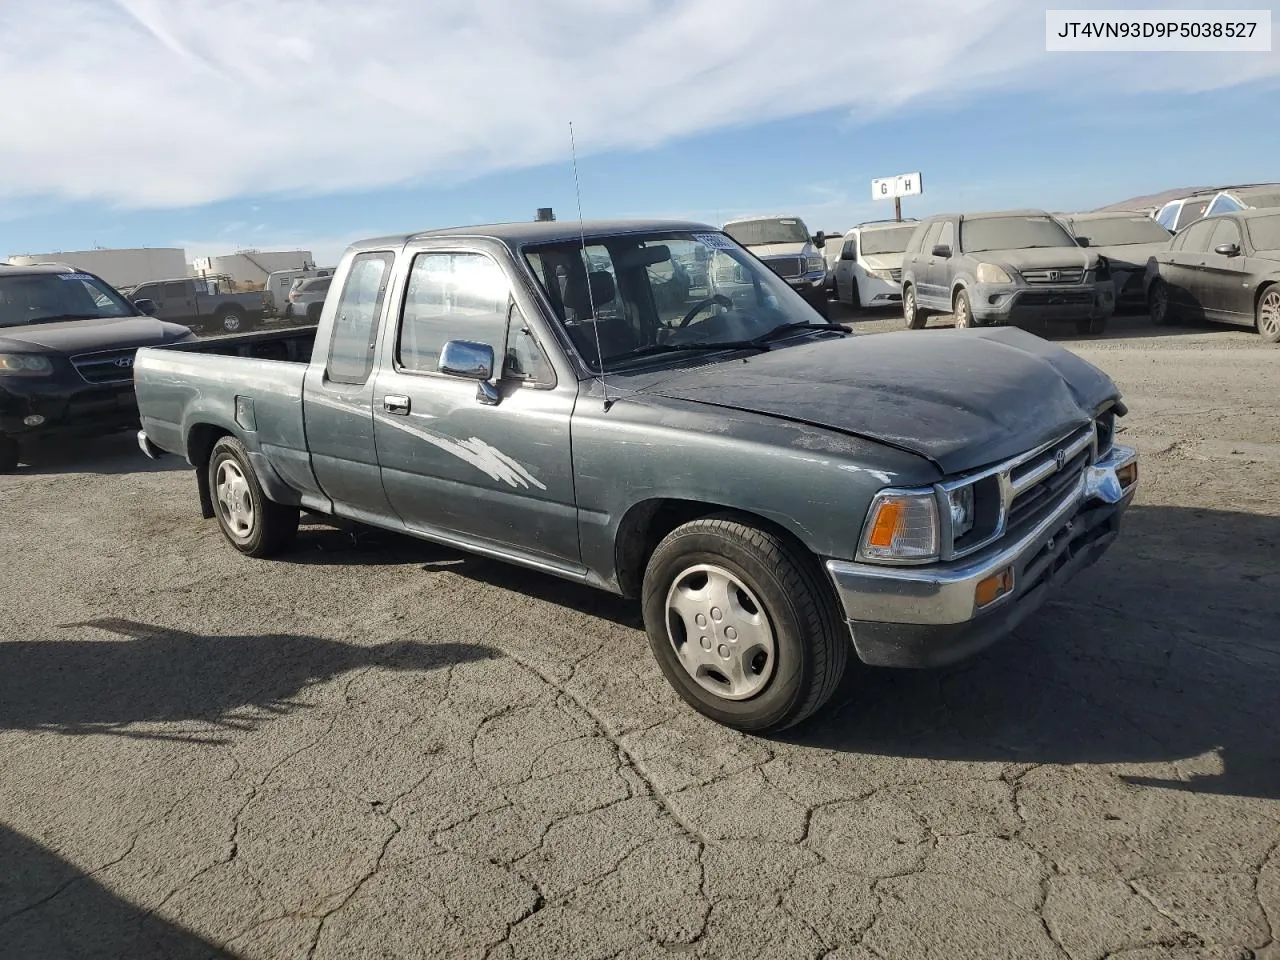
(383, 394, 411, 415)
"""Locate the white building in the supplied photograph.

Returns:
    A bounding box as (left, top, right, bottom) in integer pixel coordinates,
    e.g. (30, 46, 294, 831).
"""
(4, 247, 189, 289)
(190, 250, 315, 288)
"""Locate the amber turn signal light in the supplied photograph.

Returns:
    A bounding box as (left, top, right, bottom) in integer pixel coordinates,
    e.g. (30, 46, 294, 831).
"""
(975, 568, 1013, 608)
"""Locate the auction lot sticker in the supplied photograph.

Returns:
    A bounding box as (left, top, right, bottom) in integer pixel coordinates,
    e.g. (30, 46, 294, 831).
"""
(1046, 9, 1271, 51)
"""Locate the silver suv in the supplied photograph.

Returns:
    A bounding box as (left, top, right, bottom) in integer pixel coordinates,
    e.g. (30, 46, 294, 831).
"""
(900, 210, 1115, 334)
(284, 275, 331, 322)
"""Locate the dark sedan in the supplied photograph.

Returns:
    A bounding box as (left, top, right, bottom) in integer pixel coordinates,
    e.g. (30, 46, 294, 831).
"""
(1060, 211, 1172, 313)
(0, 263, 196, 471)
(1144, 209, 1280, 343)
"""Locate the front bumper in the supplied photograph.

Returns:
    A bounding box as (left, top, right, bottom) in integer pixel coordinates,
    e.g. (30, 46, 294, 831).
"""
(825, 444, 1137, 668)
(1, 377, 139, 442)
(970, 281, 1115, 323)
(786, 275, 829, 310)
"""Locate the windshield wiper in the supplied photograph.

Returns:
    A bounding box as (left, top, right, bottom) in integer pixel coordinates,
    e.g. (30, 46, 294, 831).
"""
(750, 321, 848, 345)
(23, 314, 105, 325)
(601, 341, 769, 366)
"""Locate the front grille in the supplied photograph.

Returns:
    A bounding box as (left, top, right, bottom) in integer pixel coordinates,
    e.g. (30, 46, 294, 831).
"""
(1019, 290, 1093, 306)
(71, 349, 138, 384)
(1005, 427, 1093, 534)
(763, 256, 804, 279)
(1021, 267, 1085, 284)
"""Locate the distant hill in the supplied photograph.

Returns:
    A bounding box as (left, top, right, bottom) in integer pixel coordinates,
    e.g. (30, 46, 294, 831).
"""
(1094, 186, 1216, 213)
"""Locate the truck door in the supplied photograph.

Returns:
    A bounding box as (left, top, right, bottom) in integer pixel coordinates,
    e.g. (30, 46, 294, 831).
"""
(372, 244, 581, 570)
(151, 280, 197, 325)
(301, 250, 400, 525)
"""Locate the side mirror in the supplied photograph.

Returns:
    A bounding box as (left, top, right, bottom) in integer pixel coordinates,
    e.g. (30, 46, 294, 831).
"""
(439, 339, 499, 404)
(813, 232, 826, 249)
(1214, 242, 1241, 257)
(932, 244, 952, 258)
(134, 299, 158, 316)
(1075, 237, 1090, 248)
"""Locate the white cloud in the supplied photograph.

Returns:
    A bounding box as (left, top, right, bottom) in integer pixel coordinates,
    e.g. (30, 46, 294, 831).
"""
(0, 0, 1275, 209)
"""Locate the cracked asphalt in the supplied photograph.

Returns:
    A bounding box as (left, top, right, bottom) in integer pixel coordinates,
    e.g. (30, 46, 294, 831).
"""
(2, 312, 1278, 960)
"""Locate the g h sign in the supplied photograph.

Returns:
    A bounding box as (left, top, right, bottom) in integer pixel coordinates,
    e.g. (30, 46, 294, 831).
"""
(871, 172, 924, 200)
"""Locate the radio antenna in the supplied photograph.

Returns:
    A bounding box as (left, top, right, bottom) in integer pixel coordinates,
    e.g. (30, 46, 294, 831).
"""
(569, 121, 612, 411)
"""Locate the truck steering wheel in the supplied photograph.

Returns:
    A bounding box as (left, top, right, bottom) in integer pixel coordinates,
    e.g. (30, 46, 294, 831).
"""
(677, 294, 733, 328)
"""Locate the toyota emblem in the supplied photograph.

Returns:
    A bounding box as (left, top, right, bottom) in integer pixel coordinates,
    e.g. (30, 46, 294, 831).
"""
(113, 356, 133, 368)
(1054, 449, 1066, 470)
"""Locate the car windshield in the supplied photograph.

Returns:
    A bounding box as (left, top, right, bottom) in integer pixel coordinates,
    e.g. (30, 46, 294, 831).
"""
(722, 218, 809, 247)
(859, 224, 916, 255)
(0, 272, 136, 327)
(1246, 214, 1280, 252)
(960, 216, 1077, 253)
(524, 231, 832, 372)
(1071, 216, 1171, 246)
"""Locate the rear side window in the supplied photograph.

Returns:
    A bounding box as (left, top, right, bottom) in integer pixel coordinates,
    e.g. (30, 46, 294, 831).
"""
(397, 251, 510, 374)
(160, 280, 189, 299)
(326, 252, 393, 385)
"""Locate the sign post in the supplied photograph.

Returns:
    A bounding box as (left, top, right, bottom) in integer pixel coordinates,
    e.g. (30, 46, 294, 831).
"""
(871, 172, 924, 221)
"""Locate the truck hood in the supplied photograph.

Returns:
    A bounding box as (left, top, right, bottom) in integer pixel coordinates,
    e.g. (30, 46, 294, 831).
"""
(747, 242, 812, 258)
(635, 327, 1118, 475)
(1089, 241, 1169, 270)
(0, 316, 191, 355)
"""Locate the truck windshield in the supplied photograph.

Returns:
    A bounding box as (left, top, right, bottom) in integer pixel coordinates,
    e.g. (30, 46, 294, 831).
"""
(859, 225, 916, 255)
(960, 217, 1077, 253)
(0, 272, 136, 327)
(1069, 216, 1171, 246)
(524, 232, 828, 372)
(722, 218, 809, 246)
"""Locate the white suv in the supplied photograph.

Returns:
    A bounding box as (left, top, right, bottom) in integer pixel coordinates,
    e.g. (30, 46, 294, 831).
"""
(830, 220, 918, 310)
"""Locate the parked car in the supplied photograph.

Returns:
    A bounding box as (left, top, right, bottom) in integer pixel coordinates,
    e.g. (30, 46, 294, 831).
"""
(721, 215, 830, 317)
(830, 220, 919, 311)
(135, 219, 1138, 732)
(1154, 191, 1218, 233)
(126, 276, 267, 335)
(1144, 208, 1280, 343)
(283, 275, 332, 322)
(0, 263, 196, 471)
(900, 209, 1116, 333)
(263, 267, 334, 317)
(1059, 211, 1172, 313)
(1201, 183, 1280, 220)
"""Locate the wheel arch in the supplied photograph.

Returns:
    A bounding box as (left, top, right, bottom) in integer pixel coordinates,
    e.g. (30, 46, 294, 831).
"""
(187, 422, 235, 519)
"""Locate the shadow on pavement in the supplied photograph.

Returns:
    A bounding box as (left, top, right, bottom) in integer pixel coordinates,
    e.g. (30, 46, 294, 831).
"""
(0, 823, 238, 960)
(11, 433, 186, 477)
(784, 504, 1280, 801)
(0, 619, 498, 740)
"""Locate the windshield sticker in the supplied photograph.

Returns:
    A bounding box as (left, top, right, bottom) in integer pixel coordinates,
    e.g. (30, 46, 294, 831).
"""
(694, 233, 736, 250)
(57, 273, 95, 281)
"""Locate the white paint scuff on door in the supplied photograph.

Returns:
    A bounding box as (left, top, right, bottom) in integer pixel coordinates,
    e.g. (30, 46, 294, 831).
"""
(375, 413, 547, 490)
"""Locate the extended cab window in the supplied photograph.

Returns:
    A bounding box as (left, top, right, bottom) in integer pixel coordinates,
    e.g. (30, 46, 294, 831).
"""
(326, 252, 392, 384)
(398, 252, 509, 374)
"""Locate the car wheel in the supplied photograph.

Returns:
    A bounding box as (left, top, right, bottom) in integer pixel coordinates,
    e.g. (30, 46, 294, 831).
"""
(1256, 286, 1280, 344)
(641, 514, 847, 732)
(208, 436, 299, 557)
(903, 286, 927, 329)
(306, 302, 323, 323)
(953, 289, 973, 328)
(0, 436, 18, 473)
(1148, 279, 1175, 326)
(217, 308, 247, 334)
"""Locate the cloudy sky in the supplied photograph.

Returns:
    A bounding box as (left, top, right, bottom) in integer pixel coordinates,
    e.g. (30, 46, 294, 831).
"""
(1, 0, 1277, 265)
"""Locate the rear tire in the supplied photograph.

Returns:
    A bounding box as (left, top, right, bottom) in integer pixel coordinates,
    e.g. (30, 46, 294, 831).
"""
(903, 285, 927, 329)
(208, 436, 298, 557)
(217, 307, 248, 334)
(1256, 286, 1280, 344)
(0, 436, 18, 473)
(641, 514, 847, 732)
(306, 302, 323, 323)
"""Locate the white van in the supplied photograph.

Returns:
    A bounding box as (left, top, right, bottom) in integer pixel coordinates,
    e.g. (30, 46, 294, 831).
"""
(830, 220, 918, 311)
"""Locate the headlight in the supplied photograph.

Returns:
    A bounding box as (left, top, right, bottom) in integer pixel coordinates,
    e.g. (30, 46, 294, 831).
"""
(867, 268, 895, 281)
(947, 485, 975, 538)
(0, 353, 54, 376)
(858, 490, 940, 563)
(806, 255, 825, 274)
(975, 262, 1012, 284)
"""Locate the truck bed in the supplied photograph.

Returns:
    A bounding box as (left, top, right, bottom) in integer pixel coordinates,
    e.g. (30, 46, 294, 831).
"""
(134, 326, 318, 467)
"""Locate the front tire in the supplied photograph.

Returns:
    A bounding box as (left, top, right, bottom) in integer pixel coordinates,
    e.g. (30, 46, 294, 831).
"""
(1256, 286, 1280, 343)
(208, 436, 298, 557)
(953, 288, 973, 328)
(1148, 279, 1175, 326)
(903, 285, 927, 329)
(641, 515, 847, 732)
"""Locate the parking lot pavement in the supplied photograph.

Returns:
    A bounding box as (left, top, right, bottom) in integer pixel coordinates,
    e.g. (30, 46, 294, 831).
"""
(2, 317, 1278, 960)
